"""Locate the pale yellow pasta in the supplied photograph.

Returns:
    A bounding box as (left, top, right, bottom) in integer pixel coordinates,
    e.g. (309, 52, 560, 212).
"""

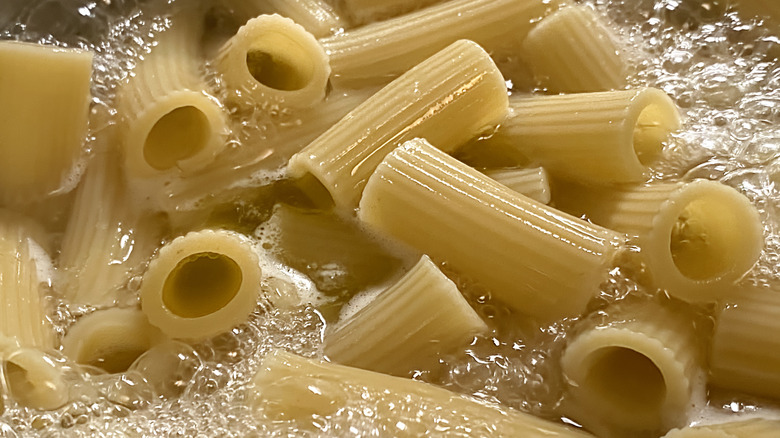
(339, 0, 445, 25)
(324, 255, 487, 377)
(222, 0, 344, 38)
(140, 229, 262, 340)
(0, 41, 92, 204)
(485, 88, 681, 184)
(663, 419, 780, 438)
(287, 39, 508, 209)
(320, 0, 560, 88)
(62, 308, 166, 374)
(117, 6, 229, 178)
(250, 349, 593, 437)
(710, 287, 780, 401)
(554, 180, 763, 302)
(561, 301, 702, 438)
(483, 167, 551, 204)
(358, 138, 626, 323)
(3, 347, 69, 411)
(522, 5, 628, 93)
(215, 14, 330, 109)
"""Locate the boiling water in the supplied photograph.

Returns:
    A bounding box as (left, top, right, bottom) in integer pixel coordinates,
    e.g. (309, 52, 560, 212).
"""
(0, 0, 779, 436)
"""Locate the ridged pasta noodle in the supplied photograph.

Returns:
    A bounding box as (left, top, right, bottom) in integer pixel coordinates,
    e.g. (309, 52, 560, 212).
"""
(663, 419, 780, 438)
(221, 0, 344, 38)
(483, 167, 551, 204)
(522, 5, 628, 93)
(140, 229, 262, 340)
(215, 14, 330, 109)
(0, 41, 92, 205)
(485, 88, 681, 184)
(117, 6, 229, 178)
(553, 180, 763, 302)
(250, 349, 593, 437)
(3, 347, 69, 411)
(339, 0, 446, 25)
(324, 255, 487, 377)
(560, 300, 702, 437)
(287, 39, 508, 209)
(358, 138, 626, 323)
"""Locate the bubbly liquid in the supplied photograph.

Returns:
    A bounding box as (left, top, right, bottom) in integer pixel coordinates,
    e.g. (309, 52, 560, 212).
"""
(0, 0, 779, 436)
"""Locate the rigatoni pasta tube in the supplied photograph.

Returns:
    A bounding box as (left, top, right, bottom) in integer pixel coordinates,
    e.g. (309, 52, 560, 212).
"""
(222, 0, 344, 38)
(215, 14, 330, 109)
(553, 180, 763, 302)
(4, 347, 69, 411)
(320, 0, 559, 87)
(358, 139, 626, 323)
(117, 7, 228, 178)
(287, 39, 508, 209)
(522, 5, 628, 93)
(560, 301, 701, 437)
(0, 41, 92, 204)
(250, 350, 593, 437)
(140, 229, 262, 340)
(710, 287, 780, 401)
(486, 88, 681, 184)
(483, 167, 551, 204)
(62, 308, 165, 374)
(340, 0, 445, 25)
(664, 419, 780, 438)
(325, 255, 487, 377)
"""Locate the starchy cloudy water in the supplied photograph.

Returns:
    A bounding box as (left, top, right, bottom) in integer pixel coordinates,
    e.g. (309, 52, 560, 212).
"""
(0, 0, 778, 436)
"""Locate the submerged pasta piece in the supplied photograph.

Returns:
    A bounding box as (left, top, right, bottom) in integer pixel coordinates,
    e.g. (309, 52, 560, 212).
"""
(483, 167, 551, 204)
(288, 39, 508, 209)
(4, 347, 69, 411)
(216, 14, 330, 109)
(325, 255, 487, 377)
(522, 5, 628, 93)
(222, 0, 344, 38)
(663, 419, 780, 437)
(140, 230, 262, 340)
(117, 6, 228, 178)
(62, 308, 165, 374)
(358, 139, 626, 323)
(554, 180, 763, 302)
(0, 41, 92, 204)
(250, 350, 593, 437)
(339, 0, 445, 25)
(561, 300, 702, 437)
(320, 0, 559, 87)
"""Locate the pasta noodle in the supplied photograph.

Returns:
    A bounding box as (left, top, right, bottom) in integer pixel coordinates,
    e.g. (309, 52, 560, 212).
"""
(3, 347, 69, 411)
(0, 41, 92, 204)
(324, 255, 487, 377)
(339, 0, 445, 25)
(522, 5, 628, 93)
(663, 419, 780, 437)
(287, 39, 508, 209)
(484, 88, 681, 184)
(221, 0, 344, 38)
(215, 14, 330, 109)
(250, 349, 593, 437)
(483, 167, 551, 204)
(358, 138, 626, 323)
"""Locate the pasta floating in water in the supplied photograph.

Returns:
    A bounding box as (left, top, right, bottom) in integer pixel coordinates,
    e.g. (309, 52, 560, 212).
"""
(339, 0, 445, 25)
(3, 347, 69, 411)
(663, 419, 780, 437)
(221, 0, 344, 37)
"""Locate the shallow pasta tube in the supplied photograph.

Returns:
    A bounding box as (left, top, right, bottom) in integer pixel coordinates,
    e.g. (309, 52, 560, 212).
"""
(3, 347, 69, 411)
(140, 230, 262, 340)
(325, 255, 487, 377)
(560, 301, 701, 437)
(221, 0, 344, 38)
(522, 5, 628, 93)
(664, 419, 780, 438)
(486, 88, 681, 184)
(483, 167, 551, 204)
(287, 39, 508, 209)
(0, 41, 92, 204)
(358, 139, 626, 323)
(62, 308, 166, 374)
(215, 14, 330, 109)
(553, 180, 763, 302)
(117, 7, 228, 178)
(250, 350, 593, 437)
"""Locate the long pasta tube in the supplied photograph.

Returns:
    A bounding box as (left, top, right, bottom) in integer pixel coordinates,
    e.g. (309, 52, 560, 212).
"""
(0, 211, 54, 350)
(560, 301, 701, 437)
(4, 347, 69, 411)
(140, 229, 262, 340)
(215, 14, 330, 109)
(664, 419, 780, 437)
(222, 0, 344, 38)
(250, 350, 593, 437)
(0, 41, 92, 204)
(553, 180, 763, 302)
(287, 40, 508, 210)
(340, 0, 445, 25)
(522, 5, 628, 93)
(324, 255, 487, 377)
(483, 167, 551, 204)
(487, 88, 681, 184)
(117, 6, 228, 178)
(358, 139, 626, 323)
(320, 0, 560, 88)
(710, 288, 780, 401)
(62, 308, 166, 374)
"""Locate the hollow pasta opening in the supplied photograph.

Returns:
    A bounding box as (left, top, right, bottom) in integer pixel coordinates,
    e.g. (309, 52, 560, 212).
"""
(670, 194, 745, 281)
(632, 103, 671, 166)
(245, 33, 315, 91)
(144, 105, 210, 171)
(584, 347, 666, 412)
(4, 361, 34, 405)
(162, 251, 243, 319)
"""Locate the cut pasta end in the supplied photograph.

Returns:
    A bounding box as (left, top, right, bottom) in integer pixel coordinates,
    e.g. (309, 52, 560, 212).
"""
(632, 89, 682, 167)
(245, 46, 314, 92)
(144, 105, 211, 171)
(162, 251, 243, 319)
(583, 346, 667, 412)
(4, 349, 68, 411)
